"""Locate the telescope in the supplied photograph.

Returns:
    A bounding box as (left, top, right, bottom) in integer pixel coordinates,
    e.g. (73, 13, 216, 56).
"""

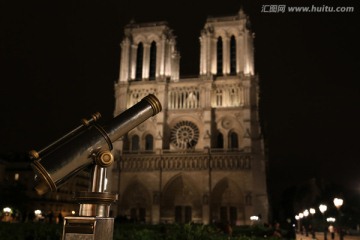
(29, 94, 162, 240)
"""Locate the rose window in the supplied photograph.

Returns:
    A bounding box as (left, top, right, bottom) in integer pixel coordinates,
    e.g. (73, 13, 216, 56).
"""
(170, 121, 199, 149)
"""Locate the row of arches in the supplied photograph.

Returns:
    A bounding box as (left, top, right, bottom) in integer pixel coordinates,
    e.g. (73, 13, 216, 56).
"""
(217, 35, 237, 76)
(135, 41, 157, 80)
(168, 89, 200, 109)
(216, 131, 239, 149)
(129, 134, 154, 151)
(120, 176, 248, 224)
(126, 131, 240, 151)
(134, 35, 237, 80)
(214, 86, 246, 107)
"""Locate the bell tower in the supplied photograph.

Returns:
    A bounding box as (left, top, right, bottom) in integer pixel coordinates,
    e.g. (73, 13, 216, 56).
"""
(118, 21, 180, 83)
(199, 8, 254, 77)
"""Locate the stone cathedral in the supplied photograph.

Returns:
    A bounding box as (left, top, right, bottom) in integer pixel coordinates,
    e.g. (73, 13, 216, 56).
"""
(110, 9, 269, 225)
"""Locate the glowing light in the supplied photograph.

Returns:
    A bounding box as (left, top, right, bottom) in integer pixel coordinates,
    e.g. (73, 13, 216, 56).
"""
(3, 207, 11, 213)
(250, 215, 259, 221)
(34, 209, 42, 215)
(303, 209, 309, 217)
(319, 204, 327, 213)
(310, 208, 316, 215)
(333, 198, 343, 208)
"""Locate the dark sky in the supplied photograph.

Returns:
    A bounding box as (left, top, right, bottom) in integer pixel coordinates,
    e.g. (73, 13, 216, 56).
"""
(1, 0, 359, 202)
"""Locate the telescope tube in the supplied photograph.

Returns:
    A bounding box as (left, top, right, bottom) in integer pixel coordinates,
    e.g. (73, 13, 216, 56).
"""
(30, 94, 162, 195)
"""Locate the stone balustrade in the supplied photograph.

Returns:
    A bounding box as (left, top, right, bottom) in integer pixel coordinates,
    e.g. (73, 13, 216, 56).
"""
(119, 150, 252, 171)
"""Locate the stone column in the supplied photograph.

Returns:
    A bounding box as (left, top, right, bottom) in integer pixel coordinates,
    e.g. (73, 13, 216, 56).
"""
(159, 36, 166, 77)
(223, 35, 230, 75)
(130, 44, 137, 80)
(119, 38, 130, 82)
(237, 33, 244, 74)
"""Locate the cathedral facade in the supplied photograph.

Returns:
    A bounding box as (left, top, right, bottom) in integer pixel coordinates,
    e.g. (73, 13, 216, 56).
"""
(110, 9, 269, 225)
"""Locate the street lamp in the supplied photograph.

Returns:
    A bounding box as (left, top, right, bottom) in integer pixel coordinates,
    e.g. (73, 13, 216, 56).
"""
(299, 213, 304, 235)
(250, 215, 259, 225)
(2, 207, 12, 222)
(333, 198, 344, 240)
(295, 215, 300, 233)
(308, 208, 316, 239)
(303, 209, 310, 236)
(327, 217, 336, 240)
(34, 209, 42, 221)
(319, 204, 328, 240)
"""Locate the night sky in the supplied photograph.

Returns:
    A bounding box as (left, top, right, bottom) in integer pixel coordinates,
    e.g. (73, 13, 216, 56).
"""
(1, 0, 359, 205)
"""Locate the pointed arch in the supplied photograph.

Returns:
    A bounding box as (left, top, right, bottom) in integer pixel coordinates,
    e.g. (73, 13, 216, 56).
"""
(230, 35, 236, 75)
(120, 181, 151, 223)
(217, 37, 223, 76)
(211, 178, 245, 225)
(145, 134, 154, 151)
(161, 174, 201, 223)
(131, 135, 140, 151)
(135, 42, 143, 80)
(228, 131, 239, 149)
(217, 132, 224, 149)
(149, 41, 157, 80)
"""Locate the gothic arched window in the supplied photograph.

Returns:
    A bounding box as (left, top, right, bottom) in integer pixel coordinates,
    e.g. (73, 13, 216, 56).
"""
(149, 41, 156, 80)
(135, 42, 143, 80)
(217, 133, 224, 148)
(217, 37, 223, 76)
(229, 131, 238, 149)
(230, 35, 236, 75)
(145, 134, 153, 151)
(131, 135, 140, 151)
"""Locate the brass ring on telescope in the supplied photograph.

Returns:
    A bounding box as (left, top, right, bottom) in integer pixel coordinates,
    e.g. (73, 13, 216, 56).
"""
(143, 94, 162, 115)
(81, 112, 102, 126)
(93, 124, 113, 151)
